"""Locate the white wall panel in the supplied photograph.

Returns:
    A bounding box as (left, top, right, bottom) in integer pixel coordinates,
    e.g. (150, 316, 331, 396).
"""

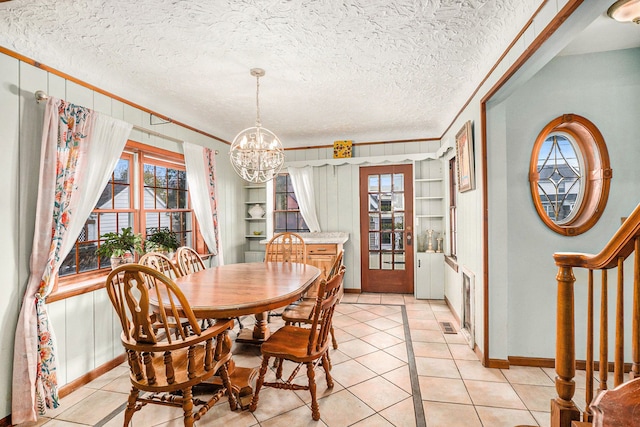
(64, 292, 95, 382)
(93, 290, 116, 368)
(66, 80, 93, 109)
(0, 53, 20, 419)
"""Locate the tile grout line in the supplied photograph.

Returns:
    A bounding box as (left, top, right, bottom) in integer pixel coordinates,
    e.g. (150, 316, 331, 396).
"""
(401, 304, 427, 427)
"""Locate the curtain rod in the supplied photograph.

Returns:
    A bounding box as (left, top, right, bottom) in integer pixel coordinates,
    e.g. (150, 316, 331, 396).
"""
(34, 90, 218, 155)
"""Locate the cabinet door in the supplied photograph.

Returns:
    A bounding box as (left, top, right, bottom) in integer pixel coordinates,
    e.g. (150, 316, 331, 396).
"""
(306, 254, 336, 281)
(415, 253, 444, 299)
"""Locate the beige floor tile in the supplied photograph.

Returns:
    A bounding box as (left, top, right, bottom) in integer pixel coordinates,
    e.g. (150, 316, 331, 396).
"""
(378, 396, 417, 427)
(380, 295, 406, 305)
(327, 348, 352, 366)
(100, 373, 134, 394)
(84, 366, 130, 390)
(20, 417, 53, 427)
(448, 343, 479, 361)
(409, 329, 446, 343)
(316, 389, 376, 426)
(249, 384, 307, 422)
(359, 330, 404, 350)
(350, 413, 395, 426)
(475, 405, 539, 427)
(357, 294, 382, 304)
(55, 390, 128, 425)
(336, 338, 379, 358)
(368, 304, 401, 316)
(382, 365, 413, 394)
(444, 332, 469, 344)
(333, 327, 357, 344)
(355, 350, 406, 375)
(385, 324, 406, 339)
(532, 410, 551, 427)
(259, 404, 328, 427)
(512, 383, 558, 412)
(336, 303, 362, 314)
(342, 322, 381, 338)
(329, 359, 378, 388)
(384, 342, 408, 363)
(408, 318, 441, 330)
(38, 420, 86, 426)
(366, 317, 402, 331)
(332, 313, 362, 328)
(340, 293, 360, 303)
(419, 376, 472, 404)
(412, 342, 452, 359)
(465, 380, 527, 409)
(405, 309, 436, 319)
(43, 387, 97, 418)
(502, 366, 555, 386)
(456, 359, 507, 382)
(292, 367, 345, 404)
(349, 376, 411, 411)
(386, 312, 404, 324)
(349, 309, 381, 322)
(423, 401, 482, 427)
(415, 357, 460, 378)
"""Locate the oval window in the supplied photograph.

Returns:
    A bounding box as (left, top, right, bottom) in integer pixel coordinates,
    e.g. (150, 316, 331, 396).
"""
(529, 114, 612, 236)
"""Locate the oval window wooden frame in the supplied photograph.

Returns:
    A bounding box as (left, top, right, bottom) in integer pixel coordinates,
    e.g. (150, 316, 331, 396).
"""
(529, 114, 612, 236)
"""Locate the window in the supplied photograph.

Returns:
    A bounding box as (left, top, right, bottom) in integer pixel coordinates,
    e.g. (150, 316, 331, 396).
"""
(58, 142, 197, 279)
(449, 157, 457, 258)
(274, 174, 309, 233)
(529, 114, 612, 236)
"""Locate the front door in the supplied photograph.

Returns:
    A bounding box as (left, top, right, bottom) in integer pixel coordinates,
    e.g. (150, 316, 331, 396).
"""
(359, 164, 414, 293)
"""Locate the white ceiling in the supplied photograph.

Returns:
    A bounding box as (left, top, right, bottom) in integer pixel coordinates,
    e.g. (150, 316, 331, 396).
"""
(1, 0, 633, 149)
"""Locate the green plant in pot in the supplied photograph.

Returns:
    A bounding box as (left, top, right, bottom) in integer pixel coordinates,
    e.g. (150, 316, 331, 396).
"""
(95, 227, 144, 269)
(145, 227, 180, 256)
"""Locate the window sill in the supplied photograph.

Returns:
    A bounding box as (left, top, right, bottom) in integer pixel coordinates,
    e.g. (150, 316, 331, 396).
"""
(445, 255, 458, 272)
(47, 274, 109, 303)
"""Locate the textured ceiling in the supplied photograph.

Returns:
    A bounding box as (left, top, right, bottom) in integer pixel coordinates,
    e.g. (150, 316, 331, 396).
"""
(0, 0, 545, 148)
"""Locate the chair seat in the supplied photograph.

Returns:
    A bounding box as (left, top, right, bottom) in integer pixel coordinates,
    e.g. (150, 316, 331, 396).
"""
(281, 300, 314, 323)
(260, 325, 328, 362)
(129, 343, 231, 392)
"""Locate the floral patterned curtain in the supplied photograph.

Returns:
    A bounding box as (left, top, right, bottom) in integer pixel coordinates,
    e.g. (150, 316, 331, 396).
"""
(183, 142, 223, 265)
(12, 97, 131, 424)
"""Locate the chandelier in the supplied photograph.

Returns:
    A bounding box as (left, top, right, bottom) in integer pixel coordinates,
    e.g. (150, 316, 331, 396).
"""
(229, 68, 285, 184)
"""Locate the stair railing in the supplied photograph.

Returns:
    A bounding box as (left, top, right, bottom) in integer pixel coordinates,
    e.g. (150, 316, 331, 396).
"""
(551, 203, 640, 427)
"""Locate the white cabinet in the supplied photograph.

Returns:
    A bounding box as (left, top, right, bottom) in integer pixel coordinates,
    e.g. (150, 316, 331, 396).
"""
(415, 252, 444, 299)
(244, 185, 266, 262)
(414, 158, 445, 299)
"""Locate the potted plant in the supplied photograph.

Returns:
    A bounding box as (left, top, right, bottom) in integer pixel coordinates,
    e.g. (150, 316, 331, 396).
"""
(95, 226, 144, 269)
(145, 227, 180, 257)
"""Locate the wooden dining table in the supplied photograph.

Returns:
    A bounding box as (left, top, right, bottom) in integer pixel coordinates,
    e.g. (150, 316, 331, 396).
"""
(167, 261, 321, 407)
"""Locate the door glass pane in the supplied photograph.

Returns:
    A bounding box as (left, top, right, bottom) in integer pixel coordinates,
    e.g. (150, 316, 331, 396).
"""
(393, 173, 403, 191)
(380, 193, 392, 211)
(368, 232, 380, 250)
(381, 232, 392, 250)
(369, 214, 380, 231)
(380, 174, 392, 192)
(368, 175, 379, 192)
(382, 252, 393, 270)
(396, 252, 405, 270)
(392, 193, 404, 211)
(368, 194, 380, 212)
(394, 213, 404, 230)
(381, 213, 392, 231)
(394, 232, 404, 250)
(369, 252, 380, 270)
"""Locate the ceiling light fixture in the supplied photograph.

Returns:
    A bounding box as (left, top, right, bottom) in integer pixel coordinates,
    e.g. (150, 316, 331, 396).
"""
(229, 68, 284, 184)
(607, 0, 640, 24)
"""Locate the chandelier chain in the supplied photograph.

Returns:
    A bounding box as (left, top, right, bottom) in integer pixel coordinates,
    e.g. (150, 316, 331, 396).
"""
(255, 74, 261, 128)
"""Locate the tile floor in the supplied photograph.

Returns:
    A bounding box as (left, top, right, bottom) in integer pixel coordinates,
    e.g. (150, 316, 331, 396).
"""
(25, 294, 563, 426)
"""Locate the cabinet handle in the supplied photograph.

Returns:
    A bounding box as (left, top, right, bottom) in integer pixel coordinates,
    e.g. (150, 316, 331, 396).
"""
(315, 248, 327, 251)
(418, 259, 421, 268)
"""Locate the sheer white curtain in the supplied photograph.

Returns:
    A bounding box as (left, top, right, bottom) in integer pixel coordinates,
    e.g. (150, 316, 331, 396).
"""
(183, 142, 223, 266)
(12, 97, 131, 424)
(288, 166, 321, 232)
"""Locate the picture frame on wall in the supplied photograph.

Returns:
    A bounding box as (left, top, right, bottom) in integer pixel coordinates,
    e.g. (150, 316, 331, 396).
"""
(455, 120, 475, 192)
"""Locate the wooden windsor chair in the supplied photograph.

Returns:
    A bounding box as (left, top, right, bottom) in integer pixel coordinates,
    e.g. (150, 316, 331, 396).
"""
(264, 232, 307, 322)
(281, 250, 344, 349)
(249, 267, 345, 421)
(105, 264, 237, 427)
(176, 246, 244, 330)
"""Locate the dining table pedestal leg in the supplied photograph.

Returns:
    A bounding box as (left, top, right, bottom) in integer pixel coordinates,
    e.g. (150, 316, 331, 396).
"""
(235, 311, 271, 344)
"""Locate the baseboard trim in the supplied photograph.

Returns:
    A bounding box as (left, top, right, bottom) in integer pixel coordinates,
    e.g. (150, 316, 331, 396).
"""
(509, 356, 555, 368)
(444, 296, 461, 326)
(0, 415, 10, 426)
(59, 353, 127, 398)
(343, 288, 361, 294)
(486, 358, 510, 369)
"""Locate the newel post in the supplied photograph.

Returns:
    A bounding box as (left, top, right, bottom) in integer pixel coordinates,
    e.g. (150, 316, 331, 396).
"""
(551, 265, 581, 427)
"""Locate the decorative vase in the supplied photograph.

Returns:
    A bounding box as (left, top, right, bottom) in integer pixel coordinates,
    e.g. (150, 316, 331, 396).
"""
(426, 229, 435, 253)
(248, 203, 265, 218)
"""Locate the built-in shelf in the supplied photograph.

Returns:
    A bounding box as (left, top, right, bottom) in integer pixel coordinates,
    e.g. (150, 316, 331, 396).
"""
(245, 235, 265, 239)
(245, 217, 266, 221)
(416, 196, 443, 200)
(415, 178, 442, 182)
(244, 185, 267, 261)
(416, 214, 444, 218)
(245, 201, 266, 204)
